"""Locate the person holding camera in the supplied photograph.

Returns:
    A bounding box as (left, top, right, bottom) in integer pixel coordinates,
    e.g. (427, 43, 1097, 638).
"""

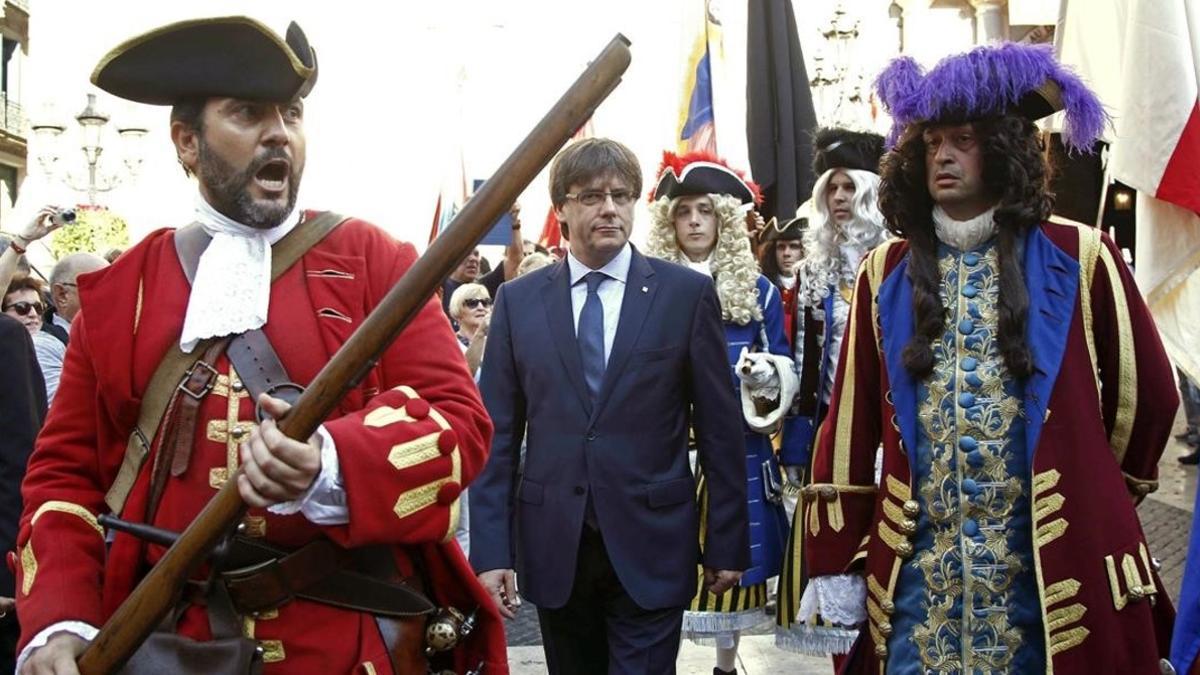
(0, 206, 71, 299)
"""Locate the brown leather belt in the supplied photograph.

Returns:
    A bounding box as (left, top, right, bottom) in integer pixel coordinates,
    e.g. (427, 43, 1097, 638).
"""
(218, 537, 433, 618)
(101, 513, 434, 619)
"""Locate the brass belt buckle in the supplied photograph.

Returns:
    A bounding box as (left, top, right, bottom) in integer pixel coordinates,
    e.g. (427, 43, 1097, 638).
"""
(179, 360, 220, 400)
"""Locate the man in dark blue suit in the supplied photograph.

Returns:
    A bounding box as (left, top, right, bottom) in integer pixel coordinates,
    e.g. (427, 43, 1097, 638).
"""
(470, 138, 749, 674)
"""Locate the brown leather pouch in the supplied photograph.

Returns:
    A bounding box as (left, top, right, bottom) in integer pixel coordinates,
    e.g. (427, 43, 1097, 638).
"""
(118, 633, 262, 675)
(119, 584, 263, 675)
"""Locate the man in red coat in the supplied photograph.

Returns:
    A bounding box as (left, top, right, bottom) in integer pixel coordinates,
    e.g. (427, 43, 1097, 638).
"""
(15, 16, 504, 674)
(803, 43, 1178, 674)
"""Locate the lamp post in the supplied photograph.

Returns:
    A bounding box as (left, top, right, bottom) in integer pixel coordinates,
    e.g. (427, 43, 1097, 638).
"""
(30, 93, 146, 206)
(810, 2, 869, 129)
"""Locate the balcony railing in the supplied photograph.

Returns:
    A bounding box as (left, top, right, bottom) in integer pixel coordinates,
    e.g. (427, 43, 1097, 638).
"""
(0, 93, 24, 138)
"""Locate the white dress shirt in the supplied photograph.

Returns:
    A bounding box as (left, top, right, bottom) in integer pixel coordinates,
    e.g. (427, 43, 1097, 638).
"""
(565, 242, 632, 364)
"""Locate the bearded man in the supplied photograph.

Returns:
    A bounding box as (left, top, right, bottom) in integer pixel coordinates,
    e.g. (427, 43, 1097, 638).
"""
(15, 17, 503, 675)
(803, 43, 1178, 674)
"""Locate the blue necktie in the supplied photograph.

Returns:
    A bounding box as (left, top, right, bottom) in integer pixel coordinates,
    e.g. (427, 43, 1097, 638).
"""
(578, 271, 607, 401)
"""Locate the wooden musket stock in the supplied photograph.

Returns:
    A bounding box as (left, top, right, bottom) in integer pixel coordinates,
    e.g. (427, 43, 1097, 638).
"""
(77, 34, 631, 674)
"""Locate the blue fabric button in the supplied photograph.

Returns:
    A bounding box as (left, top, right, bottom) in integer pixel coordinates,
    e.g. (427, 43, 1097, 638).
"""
(967, 450, 985, 467)
(964, 252, 980, 266)
(961, 357, 978, 371)
(959, 436, 978, 451)
(965, 373, 984, 388)
(958, 392, 976, 408)
(958, 319, 974, 335)
(963, 518, 980, 536)
(962, 283, 978, 298)
(961, 478, 979, 495)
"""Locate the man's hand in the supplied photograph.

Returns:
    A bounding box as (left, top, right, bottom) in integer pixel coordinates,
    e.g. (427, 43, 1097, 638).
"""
(477, 569, 520, 620)
(237, 393, 322, 508)
(703, 567, 743, 596)
(19, 632, 88, 675)
(745, 210, 766, 239)
(0, 595, 14, 617)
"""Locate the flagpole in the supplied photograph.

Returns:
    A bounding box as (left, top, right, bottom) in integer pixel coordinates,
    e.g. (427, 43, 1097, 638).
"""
(1095, 166, 1111, 229)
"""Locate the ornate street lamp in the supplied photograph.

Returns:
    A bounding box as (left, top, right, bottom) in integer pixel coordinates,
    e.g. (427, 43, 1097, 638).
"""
(31, 94, 145, 205)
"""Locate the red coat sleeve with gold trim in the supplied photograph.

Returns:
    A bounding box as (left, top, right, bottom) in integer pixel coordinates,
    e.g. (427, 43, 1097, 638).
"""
(15, 312, 110, 648)
(319, 235, 493, 547)
(804, 255, 884, 576)
(1089, 231, 1178, 499)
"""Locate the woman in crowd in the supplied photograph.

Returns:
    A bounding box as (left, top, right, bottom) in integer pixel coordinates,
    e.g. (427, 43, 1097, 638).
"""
(449, 282, 492, 380)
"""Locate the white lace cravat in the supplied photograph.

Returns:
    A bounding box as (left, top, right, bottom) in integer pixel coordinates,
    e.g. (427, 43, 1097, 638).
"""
(932, 204, 998, 251)
(178, 195, 300, 352)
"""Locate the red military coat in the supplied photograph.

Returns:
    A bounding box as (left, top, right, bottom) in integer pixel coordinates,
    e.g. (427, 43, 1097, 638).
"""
(804, 222, 1178, 674)
(13, 214, 507, 673)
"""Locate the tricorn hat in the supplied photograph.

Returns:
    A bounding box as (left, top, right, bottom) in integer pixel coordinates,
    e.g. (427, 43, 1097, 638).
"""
(812, 127, 885, 176)
(875, 42, 1106, 153)
(91, 16, 318, 105)
(760, 214, 808, 243)
(651, 151, 762, 206)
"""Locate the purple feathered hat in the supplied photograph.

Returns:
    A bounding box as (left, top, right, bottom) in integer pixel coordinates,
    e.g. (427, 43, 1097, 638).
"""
(874, 42, 1107, 154)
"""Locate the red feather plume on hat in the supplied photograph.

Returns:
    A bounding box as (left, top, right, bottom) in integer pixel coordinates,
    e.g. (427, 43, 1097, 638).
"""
(652, 150, 763, 206)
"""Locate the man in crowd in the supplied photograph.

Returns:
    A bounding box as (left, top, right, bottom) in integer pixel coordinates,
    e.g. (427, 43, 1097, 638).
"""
(756, 213, 807, 348)
(775, 128, 889, 660)
(42, 253, 109, 346)
(440, 203, 525, 322)
(16, 16, 504, 674)
(803, 42, 1177, 673)
(32, 254, 110, 405)
(471, 138, 748, 674)
(644, 151, 799, 675)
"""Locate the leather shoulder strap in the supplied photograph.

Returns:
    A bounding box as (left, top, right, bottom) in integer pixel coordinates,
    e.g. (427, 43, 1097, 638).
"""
(104, 212, 348, 514)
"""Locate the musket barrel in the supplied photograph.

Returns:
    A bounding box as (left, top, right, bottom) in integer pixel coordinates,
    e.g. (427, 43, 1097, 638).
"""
(77, 34, 631, 674)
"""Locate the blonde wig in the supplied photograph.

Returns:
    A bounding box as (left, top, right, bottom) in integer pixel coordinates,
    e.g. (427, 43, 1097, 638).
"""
(795, 168, 888, 308)
(646, 193, 762, 326)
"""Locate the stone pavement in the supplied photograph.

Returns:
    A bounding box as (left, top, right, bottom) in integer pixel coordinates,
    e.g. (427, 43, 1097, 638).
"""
(498, 410, 1200, 673)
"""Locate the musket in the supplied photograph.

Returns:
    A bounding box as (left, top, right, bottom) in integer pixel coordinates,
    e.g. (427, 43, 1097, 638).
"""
(78, 34, 632, 674)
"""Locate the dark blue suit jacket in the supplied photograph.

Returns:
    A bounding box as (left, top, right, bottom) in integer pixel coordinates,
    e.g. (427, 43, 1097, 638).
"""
(470, 247, 749, 610)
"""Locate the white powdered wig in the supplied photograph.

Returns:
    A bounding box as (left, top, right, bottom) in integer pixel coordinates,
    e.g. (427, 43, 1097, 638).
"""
(795, 168, 888, 308)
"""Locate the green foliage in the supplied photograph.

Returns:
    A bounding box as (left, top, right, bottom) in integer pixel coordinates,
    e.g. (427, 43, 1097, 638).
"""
(49, 206, 130, 260)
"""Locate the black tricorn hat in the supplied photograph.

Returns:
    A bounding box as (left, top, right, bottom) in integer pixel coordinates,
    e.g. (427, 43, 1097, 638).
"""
(651, 151, 762, 206)
(91, 16, 318, 105)
(812, 128, 886, 176)
(761, 214, 808, 243)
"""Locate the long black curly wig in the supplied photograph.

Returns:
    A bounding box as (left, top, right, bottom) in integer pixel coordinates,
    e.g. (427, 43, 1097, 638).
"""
(878, 114, 1054, 380)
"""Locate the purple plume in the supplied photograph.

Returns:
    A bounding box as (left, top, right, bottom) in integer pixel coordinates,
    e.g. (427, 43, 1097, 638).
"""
(874, 42, 1108, 154)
